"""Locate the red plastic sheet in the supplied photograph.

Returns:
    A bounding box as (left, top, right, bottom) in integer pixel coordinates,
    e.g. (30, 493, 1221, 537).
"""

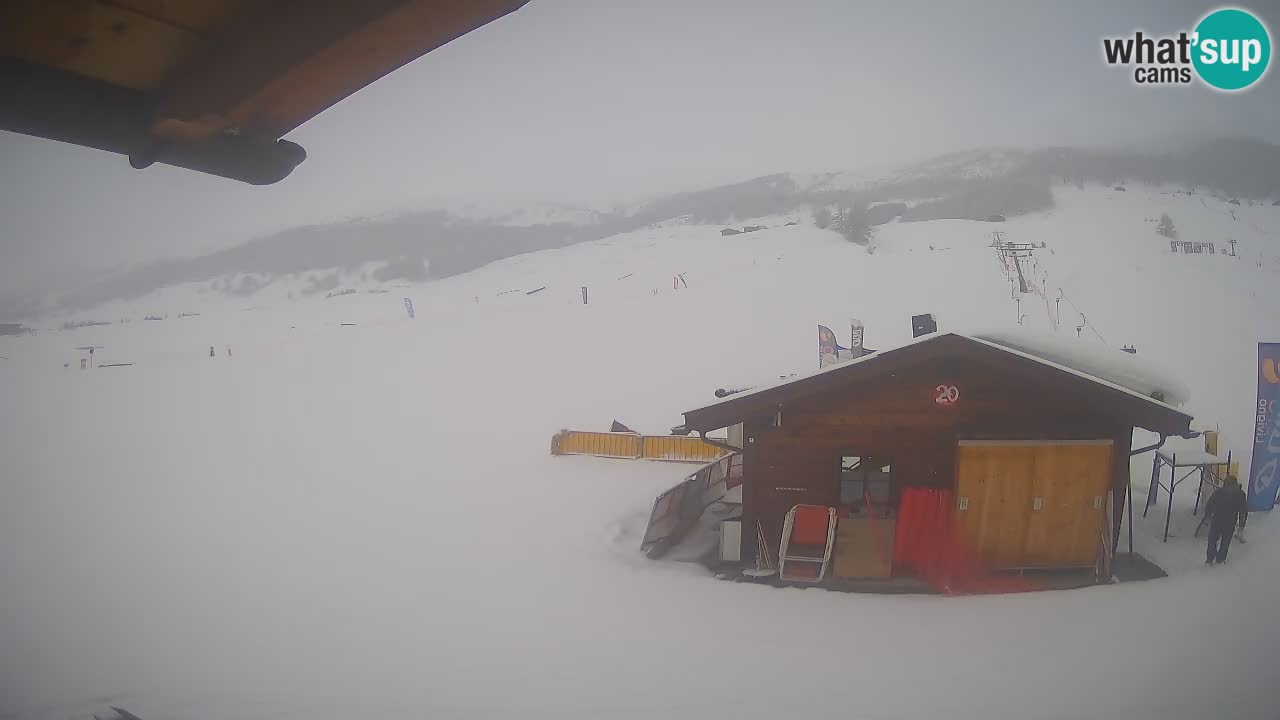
(893, 488, 1038, 595)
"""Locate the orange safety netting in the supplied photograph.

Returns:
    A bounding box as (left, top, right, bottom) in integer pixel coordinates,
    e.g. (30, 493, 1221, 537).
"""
(893, 487, 1039, 595)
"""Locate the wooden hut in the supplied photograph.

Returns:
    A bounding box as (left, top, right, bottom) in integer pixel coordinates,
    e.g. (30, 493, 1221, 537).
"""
(680, 333, 1193, 582)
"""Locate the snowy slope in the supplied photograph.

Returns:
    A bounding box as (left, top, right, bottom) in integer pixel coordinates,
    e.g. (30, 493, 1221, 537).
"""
(39, 261, 428, 326)
(3, 184, 1280, 720)
(893, 147, 1029, 181)
(793, 148, 1030, 193)
(445, 201, 606, 227)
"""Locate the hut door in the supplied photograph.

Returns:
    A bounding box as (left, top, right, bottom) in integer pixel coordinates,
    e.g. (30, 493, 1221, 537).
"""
(1022, 443, 1113, 567)
(955, 441, 1113, 569)
(954, 445, 1036, 568)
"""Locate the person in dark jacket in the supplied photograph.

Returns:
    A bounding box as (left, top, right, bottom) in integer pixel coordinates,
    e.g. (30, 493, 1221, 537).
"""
(1204, 475, 1247, 564)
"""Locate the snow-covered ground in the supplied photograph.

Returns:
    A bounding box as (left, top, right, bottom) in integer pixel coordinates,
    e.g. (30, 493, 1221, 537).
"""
(3, 184, 1279, 719)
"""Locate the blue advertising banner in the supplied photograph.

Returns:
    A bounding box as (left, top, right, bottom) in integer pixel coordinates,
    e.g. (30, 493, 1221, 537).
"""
(1247, 343, 1280, 511)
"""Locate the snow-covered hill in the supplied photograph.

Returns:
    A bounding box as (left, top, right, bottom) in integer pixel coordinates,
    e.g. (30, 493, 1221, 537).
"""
(3, 184, 1280, 720)
(19, 137, 1279, 320)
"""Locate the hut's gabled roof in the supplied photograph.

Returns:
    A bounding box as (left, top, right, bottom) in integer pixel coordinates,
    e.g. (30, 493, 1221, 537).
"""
(682, 333, 1194, 437)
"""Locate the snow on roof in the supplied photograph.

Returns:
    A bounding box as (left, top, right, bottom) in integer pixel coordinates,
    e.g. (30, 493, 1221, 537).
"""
(692, 331, 944, 408)
(690, 331, 1191, 420)
(962, 335, 1188, 414)
(1153, 435, 1223, 466)
(968, 329, 1190, 407)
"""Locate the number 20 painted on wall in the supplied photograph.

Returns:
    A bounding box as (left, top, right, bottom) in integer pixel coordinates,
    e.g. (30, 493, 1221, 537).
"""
(934, 384, 960, 406)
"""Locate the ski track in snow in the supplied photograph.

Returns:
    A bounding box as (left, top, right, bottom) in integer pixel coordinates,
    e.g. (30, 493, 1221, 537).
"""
(2, 185, 1279, 720)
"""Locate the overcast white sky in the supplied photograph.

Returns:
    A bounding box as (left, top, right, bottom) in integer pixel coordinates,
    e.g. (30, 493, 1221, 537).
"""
(2, 0, 1278, 297)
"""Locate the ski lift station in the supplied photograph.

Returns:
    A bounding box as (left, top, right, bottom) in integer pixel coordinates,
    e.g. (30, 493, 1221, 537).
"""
(559, 322, 1210, 594)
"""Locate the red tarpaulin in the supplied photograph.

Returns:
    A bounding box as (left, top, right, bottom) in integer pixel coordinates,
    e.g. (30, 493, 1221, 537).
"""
(893, 487, 1037, 595)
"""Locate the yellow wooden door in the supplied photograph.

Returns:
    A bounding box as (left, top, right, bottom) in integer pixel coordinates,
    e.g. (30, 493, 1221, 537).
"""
(1023, 443, 1113, 567)
(955, 441, 1113, 569)
(954, 444, 1036, 568)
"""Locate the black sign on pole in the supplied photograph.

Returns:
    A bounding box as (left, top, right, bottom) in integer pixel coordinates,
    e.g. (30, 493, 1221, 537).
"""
(911, 313, 937, 338)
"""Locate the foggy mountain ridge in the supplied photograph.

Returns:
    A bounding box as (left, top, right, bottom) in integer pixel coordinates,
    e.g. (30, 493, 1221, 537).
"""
(20, 136, 1280, 318)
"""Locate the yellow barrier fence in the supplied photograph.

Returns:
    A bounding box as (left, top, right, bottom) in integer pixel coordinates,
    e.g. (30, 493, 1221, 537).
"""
(641, 435, 728, 462)
(551, 431, 642, 459)
(551, 430, 731, 463)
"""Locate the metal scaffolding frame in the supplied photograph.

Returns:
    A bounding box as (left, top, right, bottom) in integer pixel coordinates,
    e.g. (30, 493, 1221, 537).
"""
(1143, 448, 1231, 543)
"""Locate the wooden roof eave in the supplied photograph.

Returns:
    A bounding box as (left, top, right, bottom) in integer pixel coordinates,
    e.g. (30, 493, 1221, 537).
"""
(0, 0, 529, 184)
(148, 0, 531, 143)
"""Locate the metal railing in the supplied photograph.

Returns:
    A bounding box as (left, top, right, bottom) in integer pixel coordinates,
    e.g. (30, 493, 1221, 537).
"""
(640, 452, 742, 558)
